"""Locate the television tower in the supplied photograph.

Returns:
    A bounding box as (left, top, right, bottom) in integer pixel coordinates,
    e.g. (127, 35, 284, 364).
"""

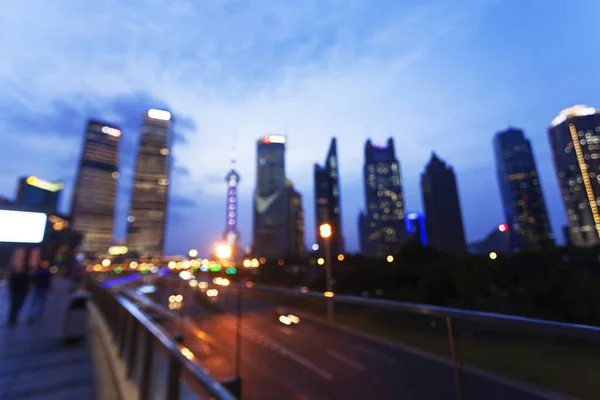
(224, 144, 240, 256)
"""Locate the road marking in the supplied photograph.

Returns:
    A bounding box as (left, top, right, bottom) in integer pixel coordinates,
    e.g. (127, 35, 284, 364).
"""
(355, 345, 397, 364)
(217, 316, 334, 381)
(327, 350, 366, 372)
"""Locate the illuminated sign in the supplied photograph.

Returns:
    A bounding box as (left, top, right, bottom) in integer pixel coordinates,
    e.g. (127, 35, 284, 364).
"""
(148, 109, 172, 121)
(263, 134, 286, 144)
(0, 210, 47, 243)
(101, 126, 121, 137)
(108, 245, 129, 255)
(26, 176, 64, 192)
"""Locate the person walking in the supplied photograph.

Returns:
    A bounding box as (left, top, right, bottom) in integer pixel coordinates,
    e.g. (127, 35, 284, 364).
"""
(28, 261, 52, 322)
(8, 265, 30, 326)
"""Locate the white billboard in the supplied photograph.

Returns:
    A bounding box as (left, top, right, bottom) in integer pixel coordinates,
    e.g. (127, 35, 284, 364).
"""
(0, 210, 47, 243)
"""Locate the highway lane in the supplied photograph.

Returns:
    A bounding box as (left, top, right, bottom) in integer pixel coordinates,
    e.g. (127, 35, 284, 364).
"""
(130, 277, 566, 400)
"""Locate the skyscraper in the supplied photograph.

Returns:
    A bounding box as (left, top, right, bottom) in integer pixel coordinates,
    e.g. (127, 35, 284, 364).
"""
(253, 134, 305, 258)
(360, 138, 405, 257)
(421, 153, 467, 254)
(314, 138, 344, 255)
(224, 156, 241, 255)
(127, 109, 172, 258)
(494, 128, 554, 251)
(549, 105, 600, 247)
(16, 176, 63, 212)
(71, 120, 121, 256)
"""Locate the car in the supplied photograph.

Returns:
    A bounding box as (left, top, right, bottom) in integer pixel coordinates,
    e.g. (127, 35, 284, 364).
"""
(274, 307, 300, 326)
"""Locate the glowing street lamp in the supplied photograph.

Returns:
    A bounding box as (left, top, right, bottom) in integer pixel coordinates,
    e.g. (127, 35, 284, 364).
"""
(215, 243, 232, 259)
(189, 249, 199, 258)
(319, 223, 334, 320)
(489, 251, 498, 260)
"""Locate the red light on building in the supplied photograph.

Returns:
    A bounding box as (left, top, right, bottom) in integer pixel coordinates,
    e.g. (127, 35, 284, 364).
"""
(498, 224, 508, 232)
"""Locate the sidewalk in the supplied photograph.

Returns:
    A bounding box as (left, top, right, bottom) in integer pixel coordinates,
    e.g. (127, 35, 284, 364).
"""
(0, 277, 96, 400)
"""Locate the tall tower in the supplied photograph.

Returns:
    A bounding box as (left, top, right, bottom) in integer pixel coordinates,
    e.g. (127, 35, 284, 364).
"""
(127, 109, 172, 259)
(549, 105, 600, 247)
(224, 155, 241, 254)
(71, 120, 121, 257)
(314, 138, 344, 255)
(494, 128, 554, 251)
(361, 138, 405, 257)
(421, 153, 467, 254)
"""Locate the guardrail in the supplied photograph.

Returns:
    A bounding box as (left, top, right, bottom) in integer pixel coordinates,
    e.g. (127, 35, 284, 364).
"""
(87, 281, 237, 400)
(243, 282, 600, 340)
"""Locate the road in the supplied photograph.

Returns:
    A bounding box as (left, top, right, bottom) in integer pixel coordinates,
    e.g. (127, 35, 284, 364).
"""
(130, 277, 564, 400)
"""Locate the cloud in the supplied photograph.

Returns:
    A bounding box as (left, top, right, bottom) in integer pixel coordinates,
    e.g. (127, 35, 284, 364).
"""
(4, 0, 598, 255)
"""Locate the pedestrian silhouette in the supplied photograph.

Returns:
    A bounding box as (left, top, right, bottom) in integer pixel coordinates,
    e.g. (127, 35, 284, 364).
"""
(28, 261, 53, 322)
(8, 265, 30, 326)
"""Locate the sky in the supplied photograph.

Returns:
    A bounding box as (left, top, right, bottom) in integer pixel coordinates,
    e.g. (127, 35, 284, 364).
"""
(1, 0, 600, 256)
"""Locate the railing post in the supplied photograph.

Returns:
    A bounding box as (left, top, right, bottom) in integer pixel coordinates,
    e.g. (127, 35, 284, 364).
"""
(446, 316, 463, 400)
(126, 320, 138, 377)
(166, 353, 181, 400)
(139, 330, 154, 400)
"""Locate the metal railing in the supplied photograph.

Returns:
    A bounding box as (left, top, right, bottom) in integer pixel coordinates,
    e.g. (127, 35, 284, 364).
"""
(87, 281, 237, 400)
(231, 282, 600, 400)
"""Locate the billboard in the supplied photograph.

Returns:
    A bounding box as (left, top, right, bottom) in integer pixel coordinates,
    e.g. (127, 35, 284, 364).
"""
(0, 210, 47, 243)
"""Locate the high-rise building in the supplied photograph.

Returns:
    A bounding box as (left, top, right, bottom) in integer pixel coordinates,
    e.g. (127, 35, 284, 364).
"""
(224, 156, 241, 255)
(252, 134, 305, 258)
(360, 138, 405, 257)
(421, 153, 467, 254)
(71, 120, 121, 257)
(405, 212, 427, 245)
(286, 182, 306, 258)
(549, 105, 600, 247)
(127, 109, 172, 258)
(494, 128, 554, 251)
(16, 176, 63, 212)
(314, 138, 344, 255)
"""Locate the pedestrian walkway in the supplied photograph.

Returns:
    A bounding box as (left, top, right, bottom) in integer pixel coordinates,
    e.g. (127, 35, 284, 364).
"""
(0, 277, 96, 400)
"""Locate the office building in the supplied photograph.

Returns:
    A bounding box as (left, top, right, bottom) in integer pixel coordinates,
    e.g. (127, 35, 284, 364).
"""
(548, 105, 600, 247)
(421, 153, 467, 254)
(314, 138, 344, 255)
(494, 128, 554, 251)
(16, 176, 63, 212)
(360, 138, 405, 257)
(71, 120, 121, 257)
(406, 212, 427, 245)
(286, 182, 306, 258)
(253, 134, 305, 258)
(127, 109, 173, 258)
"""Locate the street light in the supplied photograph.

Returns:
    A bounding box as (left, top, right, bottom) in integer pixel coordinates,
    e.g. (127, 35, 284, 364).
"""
(319, 223, 334, 320)
(189, 249, 198, 258)
(489, 251, 498, 260)
(215, 243, 232, 259)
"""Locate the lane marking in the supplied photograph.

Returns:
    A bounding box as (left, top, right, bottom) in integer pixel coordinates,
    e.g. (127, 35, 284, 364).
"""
(355, 345, 397, 364)
(327, 350, 366, 372)
(217, 317, 334, 381)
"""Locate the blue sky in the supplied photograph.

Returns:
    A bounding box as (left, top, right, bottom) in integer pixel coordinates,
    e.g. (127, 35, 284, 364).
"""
(1, 0, 600, 256)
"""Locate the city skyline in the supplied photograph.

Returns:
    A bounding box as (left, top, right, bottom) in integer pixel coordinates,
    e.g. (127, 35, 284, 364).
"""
(2, 1, 600, 255)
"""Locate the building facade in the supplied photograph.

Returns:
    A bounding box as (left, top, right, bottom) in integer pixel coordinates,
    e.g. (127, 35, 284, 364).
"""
(314, 138, 344, 256)
(549, 105, 600, 247)
(71, 120, 121, 257)
(494, 128, 554, 251)
(127, 109, 172, 258)
(360, 138, 405, 257)
(252, 135, 305, 258)
(16, 176, 63, 212)
(420, 153, 467, 254)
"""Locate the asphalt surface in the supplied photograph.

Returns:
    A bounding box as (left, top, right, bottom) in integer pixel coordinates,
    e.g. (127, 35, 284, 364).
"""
(130, 277, 563, 400)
